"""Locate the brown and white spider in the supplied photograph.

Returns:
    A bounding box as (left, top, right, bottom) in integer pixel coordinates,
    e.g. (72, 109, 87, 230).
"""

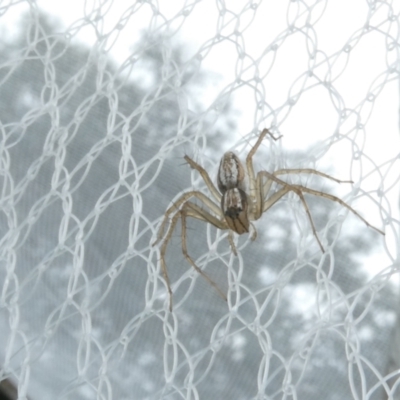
(153, 129, 384, 310)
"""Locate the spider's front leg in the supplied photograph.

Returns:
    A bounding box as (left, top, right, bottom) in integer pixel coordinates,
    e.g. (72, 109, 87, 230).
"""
(246, 128, 283, 220)
(184, 155, 221, 201)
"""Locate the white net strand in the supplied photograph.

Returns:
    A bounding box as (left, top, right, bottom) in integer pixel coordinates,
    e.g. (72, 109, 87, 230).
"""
(0, 1, 398, 399)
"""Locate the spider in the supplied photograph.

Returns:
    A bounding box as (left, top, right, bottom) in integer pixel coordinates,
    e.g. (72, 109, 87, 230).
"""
(153, 129, 384, 311)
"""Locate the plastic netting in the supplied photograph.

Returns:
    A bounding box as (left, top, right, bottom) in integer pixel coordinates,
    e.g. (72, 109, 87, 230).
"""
(0, 1, 399, 399)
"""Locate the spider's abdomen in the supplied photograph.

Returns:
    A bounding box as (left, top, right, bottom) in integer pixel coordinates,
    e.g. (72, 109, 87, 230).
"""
(217, 152, 245, 193)
(221, 188, 249, 234)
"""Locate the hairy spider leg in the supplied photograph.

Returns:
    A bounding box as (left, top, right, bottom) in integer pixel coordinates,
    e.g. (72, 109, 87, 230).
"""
(274, 169, 353, 184)
(246, 129, 272, 208)
(260, 170, 384, 235)
(292, 185, 385, 236)
(159, 201, 228, 311)
(180, 204, 228, 300)
(260, 169, 354, 220)
(184, 201, 238, 254)
(258, 170, 384, 252)
(153, 191, 222, 246)
(184, 155, 221, 202)
(246, 128, 283, 220)
(153, 188, 233, 310)
(257, 169, 354, 245)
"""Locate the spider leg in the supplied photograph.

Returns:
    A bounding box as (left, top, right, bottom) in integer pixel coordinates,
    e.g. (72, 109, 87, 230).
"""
(247, 172, 262, 220)
(246, 129, 276, 201)
(184, 155, 221, 202)
(259, 170, 384, 251)
(185, 201, 227, 228)
(264, 166, 384, 235)
(292, 185, 385, 235)
(258, 176, 326, 251)
(158, 206, 181, 310)
(246, 129, 282, 220)
(153, 191, 222, 246)
(262, 185, 291, 212)
(261, 170, 352, 208)
(156, 198, 229, 311)
(226, 224, 257, 254)
(180, 205, 228, 305)
(185, 201, 238, 254)
(274, 169, 353, 184)
(250, 223, 257, 240)
(294, 189, 325, 252)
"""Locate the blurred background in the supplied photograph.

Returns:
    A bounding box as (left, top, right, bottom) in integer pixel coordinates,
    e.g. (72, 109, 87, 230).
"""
(0, 1, 398, 399)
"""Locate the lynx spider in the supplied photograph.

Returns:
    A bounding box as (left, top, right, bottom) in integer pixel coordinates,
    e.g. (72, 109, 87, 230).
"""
(153, 129, 384, 310)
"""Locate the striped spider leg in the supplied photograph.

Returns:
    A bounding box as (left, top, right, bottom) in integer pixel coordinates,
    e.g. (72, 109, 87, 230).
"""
(153, 128, 384, 310)
(245, 129, 384, 253)
(152, 190, 231, 311)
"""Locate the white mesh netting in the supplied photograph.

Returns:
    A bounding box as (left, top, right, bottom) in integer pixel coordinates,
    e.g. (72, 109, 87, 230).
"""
(0, 1, 399, 399)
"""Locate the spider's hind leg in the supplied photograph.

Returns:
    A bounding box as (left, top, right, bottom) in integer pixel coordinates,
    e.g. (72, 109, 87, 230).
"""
(180, 204, 228, 304)
(156, 193, 230, 311)
(257, 170, 326, 252)
(293, 188, 325, 253)
(184, 155, 221, 202)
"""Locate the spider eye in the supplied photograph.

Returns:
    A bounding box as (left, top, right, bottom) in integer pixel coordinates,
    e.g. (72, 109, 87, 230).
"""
(221, 188, 249, 234)
(217, 152, 245, 193)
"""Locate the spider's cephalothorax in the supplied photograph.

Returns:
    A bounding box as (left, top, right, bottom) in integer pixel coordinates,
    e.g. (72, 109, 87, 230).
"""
(153, 129, 384, 311)
(217, 152, 245, 192)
